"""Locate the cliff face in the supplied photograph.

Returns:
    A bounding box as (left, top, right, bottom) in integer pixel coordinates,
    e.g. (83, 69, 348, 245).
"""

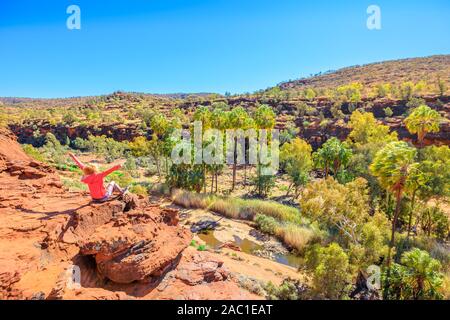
(0, 129, 257, 300)
(293, 96, 450, 149)
(8, 122, 144, 146)
(9, 95, 449, 149)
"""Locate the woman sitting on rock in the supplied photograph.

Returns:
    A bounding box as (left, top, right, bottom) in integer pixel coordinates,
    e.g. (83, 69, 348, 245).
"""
(68, 152, 128, 202)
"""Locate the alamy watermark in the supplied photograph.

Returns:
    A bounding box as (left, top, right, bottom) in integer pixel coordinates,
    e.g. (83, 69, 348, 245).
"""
(170, 121, 279, 176)
(67, 5, 81, 30)
(367, 5, 382, 30)
(65, 264, 81, 290)
(366, 265, 381, 291)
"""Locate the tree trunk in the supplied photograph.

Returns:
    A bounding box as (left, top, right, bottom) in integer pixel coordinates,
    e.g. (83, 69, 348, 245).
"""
(384, 188, 403, 299)
(333, 160, 340, 176)
(231, 138, 237, 191)
(286, 182, 294, 197)
(156, 158, 161, 182)
(406, 189, 417, 241)
(165, 157, 169, 176)
(215, 172, 218, 193)
(385, 191, 392, 219)
(244, 163, 247, 187)
(203, 165, 207, 193)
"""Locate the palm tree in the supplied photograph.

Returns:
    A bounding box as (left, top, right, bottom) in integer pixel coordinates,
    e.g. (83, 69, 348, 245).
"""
(254, 104, 276, 130)
(209, 107, 229, 193)
(370, 141, 417, 295)
(405, 163, 429, 240)
(242, 116, 256, 187)
(228, 106, 249, 191)
(313, 137, 352, 178)
(149, 114, 169, 180)
(193, 106, 211, 192)
(253, 105, 276, 195)
(400, 248, 443, 299)
(405, 105, 442, 148)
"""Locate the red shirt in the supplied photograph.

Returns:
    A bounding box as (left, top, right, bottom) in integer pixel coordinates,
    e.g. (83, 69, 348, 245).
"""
(69, 153, 121, 200)
(81, 165, 121, 199)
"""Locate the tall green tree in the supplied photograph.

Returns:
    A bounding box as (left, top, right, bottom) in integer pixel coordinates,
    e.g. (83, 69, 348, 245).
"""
(228, 106, 250, 191)
(193, 106, 212, 192)
(370, 141, 417, 288)
(253, 105, 276, 197)
(314, 137, 352, 178)
(242, 115, 256, 187)
(206, 107, 229, 193)
(405, 105, 442, 147)
(405, 163, 430, 240)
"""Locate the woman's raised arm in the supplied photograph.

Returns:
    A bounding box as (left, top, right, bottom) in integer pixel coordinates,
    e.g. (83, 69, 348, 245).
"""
(68, 152, 85, 170)
(100, 164, 122, 178)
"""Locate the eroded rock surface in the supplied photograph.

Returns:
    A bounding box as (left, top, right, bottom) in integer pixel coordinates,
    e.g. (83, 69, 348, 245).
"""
(0, 128, 257, 300)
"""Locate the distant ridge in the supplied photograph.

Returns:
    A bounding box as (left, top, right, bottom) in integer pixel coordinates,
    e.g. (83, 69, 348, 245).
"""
(279, 55, 450, 90)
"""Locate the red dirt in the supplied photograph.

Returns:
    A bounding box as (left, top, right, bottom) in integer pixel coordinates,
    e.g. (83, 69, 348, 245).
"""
(0, 128, 257, 300)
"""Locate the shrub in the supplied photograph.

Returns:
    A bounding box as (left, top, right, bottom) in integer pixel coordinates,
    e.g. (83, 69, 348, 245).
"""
(306, 243, 351, 299)
(151, 182, 171, 196)
(72, 135, 129, 162)
(400, 81, 415, 100)
(265, 278, 308, 300)
(105, 170, 133, 188)
(22, 144, 47, 162)
(280, 138, 312, 197)
(277, 223, 315, 252)
(130, 184, 149, 197)
(299, 177, 370, 246)
(251, 166, 276, 198)
(255, 214, 278, 235)
(384, 107, 393, 117)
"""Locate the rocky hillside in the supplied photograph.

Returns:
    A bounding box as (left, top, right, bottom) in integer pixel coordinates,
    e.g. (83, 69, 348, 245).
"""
(279, 55, 450, 90)
(0, 128, 257, 300)
(7, 94, 450, 150)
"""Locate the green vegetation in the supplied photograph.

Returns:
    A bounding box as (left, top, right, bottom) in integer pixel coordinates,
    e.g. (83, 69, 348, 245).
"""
(405, 105, 443, 147)
(370, 141, 417, 272)
(313, 137, 352, 179)
(3, 56, 449, 300)
(384, 248, 444, 300)
(306, 243, 351, 299)
(265, 278, 306, 300)
(280, 138, 312, 197)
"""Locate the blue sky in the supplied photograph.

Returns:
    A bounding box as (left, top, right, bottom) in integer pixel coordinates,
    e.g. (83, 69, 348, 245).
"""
(0, 0, 449, 98)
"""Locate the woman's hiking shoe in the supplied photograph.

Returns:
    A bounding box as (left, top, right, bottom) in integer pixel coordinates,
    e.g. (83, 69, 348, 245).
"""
(122, 185, 131, 195)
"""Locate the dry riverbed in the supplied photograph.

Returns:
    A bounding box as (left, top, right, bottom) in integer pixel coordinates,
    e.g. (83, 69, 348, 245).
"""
(168, 206, 307, 288)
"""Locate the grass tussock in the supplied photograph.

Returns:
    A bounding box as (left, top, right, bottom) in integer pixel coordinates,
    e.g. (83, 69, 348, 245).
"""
(277, 223, 315, 252)
(171, 189, 303, 223)
(442, 271, 450, 299)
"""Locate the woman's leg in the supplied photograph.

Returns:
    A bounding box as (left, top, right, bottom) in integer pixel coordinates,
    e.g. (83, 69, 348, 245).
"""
(106, 181, 124, 195)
